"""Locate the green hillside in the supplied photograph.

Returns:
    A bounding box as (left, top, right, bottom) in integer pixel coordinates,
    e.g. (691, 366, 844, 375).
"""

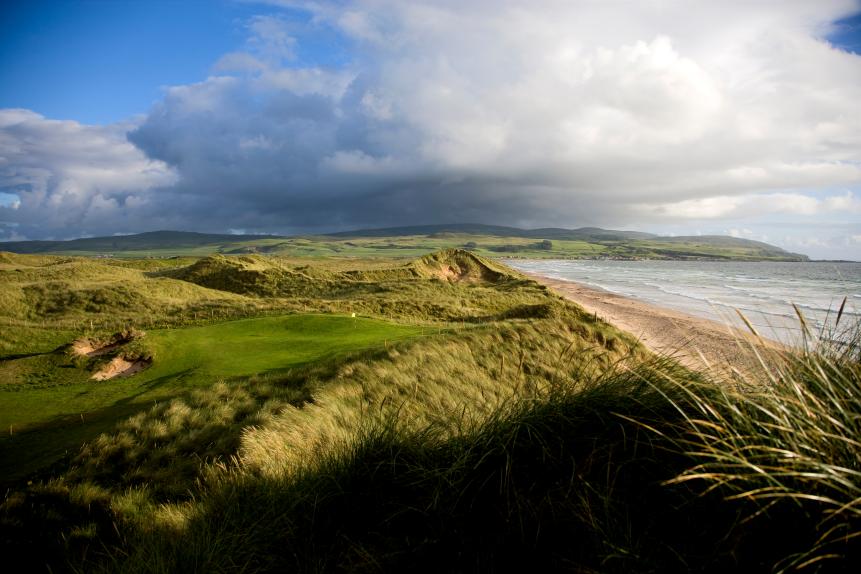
(0, 231, 280, 255)
(0, 224, 809, 260)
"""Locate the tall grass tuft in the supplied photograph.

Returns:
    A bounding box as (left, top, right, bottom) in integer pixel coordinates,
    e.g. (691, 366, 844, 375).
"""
(668, 320, 861, 571)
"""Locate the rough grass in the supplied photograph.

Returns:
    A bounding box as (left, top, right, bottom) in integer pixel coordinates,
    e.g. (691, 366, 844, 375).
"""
(1, 315, 425, 428)
(6, 324, 859, 572)
(166, 249, 542, 322)
(55, 311, 637, 499)
(86, 364, 714, 574)
(0, 249, 551, 356)
(0, 255, 258, 356)
(1, 270, 642, 572)
(236, 313, 638, 478)
(0, 249, 558, 437)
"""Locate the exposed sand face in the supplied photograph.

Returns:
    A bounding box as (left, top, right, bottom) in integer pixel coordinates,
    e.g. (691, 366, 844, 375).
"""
(71, 331, 151, 380)
(72, 339, 123, 358)
(525, 272, 782, 378)
(431, 262, 498, 284)
(437, 265, 466, 282)
(91, 356, 151, 381)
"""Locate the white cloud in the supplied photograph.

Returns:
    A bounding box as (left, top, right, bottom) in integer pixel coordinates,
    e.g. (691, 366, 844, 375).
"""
(0, 109, 176, 239)
(726, 228, 757, 239)
(777, 232, 861, 260)
(215, 14, 298, 72)
(230, 1, 861, 212)
(643, 191, 861, 219)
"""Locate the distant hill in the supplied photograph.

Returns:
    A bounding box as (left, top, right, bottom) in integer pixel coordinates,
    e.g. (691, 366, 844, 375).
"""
(661, 235, 782, 249)
(525, 227, 658, 241)
(0, 225, 809, 261)
(329, 223, 656, 242)
(0, 230, 282, 254)
(329, 223, 525, 238)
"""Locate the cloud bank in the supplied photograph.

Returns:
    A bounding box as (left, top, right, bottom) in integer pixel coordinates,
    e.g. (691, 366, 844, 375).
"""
(1, 0, 860, 257)
(0, 109, 177, 237)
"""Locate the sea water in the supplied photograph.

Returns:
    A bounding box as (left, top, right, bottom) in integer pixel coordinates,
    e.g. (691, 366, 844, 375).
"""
(508, 260, 861, 344)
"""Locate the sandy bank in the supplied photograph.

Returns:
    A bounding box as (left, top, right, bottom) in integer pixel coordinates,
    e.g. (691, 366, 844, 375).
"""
(526, 272, 780, 376)
(91, 356, 151, 381)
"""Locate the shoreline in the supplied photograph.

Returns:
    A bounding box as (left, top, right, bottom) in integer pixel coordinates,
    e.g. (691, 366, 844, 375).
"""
(524, 271, 780, 375)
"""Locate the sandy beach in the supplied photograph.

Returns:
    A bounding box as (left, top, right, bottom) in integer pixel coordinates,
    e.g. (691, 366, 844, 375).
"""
(525, 271, 779, 376)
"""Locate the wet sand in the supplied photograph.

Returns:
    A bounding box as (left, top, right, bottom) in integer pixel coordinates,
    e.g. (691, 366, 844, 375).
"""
(526, 272, 780, 376)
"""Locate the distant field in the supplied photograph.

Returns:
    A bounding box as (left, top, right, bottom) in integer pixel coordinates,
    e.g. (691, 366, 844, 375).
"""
(0, 224, 809, 260)
(2, 235, 606, 259)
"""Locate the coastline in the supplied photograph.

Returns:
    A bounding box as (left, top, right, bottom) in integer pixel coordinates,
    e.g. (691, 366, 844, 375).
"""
(524, 271, 780, 375)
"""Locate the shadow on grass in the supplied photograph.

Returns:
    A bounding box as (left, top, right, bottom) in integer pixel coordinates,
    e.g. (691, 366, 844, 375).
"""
(105, 372, 825, 573)
(1, 340, 412, 492)
(0, 369, 195, 489)
(0, 343, 71, 363)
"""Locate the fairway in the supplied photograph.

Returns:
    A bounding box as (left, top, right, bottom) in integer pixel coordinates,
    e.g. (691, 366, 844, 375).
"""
(142, 314, 426, 385)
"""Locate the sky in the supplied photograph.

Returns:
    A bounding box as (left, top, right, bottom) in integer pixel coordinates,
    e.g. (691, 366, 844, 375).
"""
(1, 0, 860, 260)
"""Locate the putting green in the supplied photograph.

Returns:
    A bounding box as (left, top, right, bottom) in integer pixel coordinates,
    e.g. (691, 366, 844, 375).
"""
(142, 314, 425, 384)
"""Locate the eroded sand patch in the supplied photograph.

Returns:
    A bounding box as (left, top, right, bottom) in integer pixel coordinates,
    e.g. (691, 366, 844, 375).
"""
(91, 356, 152, 381)
(70, 329, 151, 380)
(72, 339, 122, 358)
(437, 265, 471, 282)
(71, 329, 142, 358)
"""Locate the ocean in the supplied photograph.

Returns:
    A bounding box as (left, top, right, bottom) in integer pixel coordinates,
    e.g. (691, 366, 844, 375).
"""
(508, 259, 861, 344)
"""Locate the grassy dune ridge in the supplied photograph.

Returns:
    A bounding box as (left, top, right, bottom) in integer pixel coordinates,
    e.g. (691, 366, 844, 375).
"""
(0, 249, 857, 572)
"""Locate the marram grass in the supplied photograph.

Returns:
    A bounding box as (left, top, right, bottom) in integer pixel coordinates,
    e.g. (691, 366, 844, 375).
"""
(663, 324, 861, 572)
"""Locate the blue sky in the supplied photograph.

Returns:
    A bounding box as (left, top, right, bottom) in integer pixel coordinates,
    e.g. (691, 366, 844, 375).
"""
(0, 0, 860, 260)
(0, 0, 350, 124)
(830, 11, 861, 53)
